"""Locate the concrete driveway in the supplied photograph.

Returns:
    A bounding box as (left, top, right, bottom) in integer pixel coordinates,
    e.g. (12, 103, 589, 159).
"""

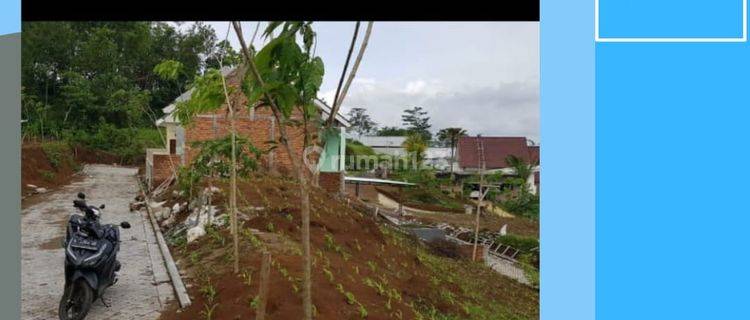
(21, 165, 174, 320)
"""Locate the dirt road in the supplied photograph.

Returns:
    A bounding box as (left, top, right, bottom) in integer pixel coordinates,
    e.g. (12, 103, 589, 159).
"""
(21, 165, 174, 320)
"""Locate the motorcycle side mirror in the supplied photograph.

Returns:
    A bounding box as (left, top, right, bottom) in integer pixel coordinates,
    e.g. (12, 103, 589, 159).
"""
(77, 192, 86, 199)
(100, 204, 105, 209)
(120, 221, 131, 229)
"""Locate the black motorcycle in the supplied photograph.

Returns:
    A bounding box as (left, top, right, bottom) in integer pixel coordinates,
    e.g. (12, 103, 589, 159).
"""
(58, 192, 131, 320)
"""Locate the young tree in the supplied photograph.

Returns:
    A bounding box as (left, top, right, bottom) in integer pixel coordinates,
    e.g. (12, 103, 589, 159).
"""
(154, 62, 246, 272)
(437, 127, 467, 176)
(402, 106, 432, 141)
(505, 154, 534, 193)
(205, 40, 241, 70)
(346, 107, 377, 136)
(232, 21, 373, 320)
(403, 133, 427, 169)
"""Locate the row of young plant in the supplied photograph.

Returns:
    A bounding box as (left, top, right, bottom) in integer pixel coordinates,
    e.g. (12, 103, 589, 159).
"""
(154, 21, 374, 320)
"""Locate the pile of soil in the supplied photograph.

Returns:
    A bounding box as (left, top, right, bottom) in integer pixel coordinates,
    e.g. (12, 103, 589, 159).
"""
(22, 141, 132, 197)
(158, 175, 539, 320)
(21, 142, 79, 193)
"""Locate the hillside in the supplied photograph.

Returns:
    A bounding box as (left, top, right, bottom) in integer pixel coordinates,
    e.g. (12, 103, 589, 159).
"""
(156, 175, 539, 320)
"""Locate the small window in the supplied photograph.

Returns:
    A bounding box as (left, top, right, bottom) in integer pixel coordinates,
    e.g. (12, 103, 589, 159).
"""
(169, 139, 176, 154)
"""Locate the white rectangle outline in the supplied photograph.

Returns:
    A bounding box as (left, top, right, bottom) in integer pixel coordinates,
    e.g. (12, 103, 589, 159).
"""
(595, 0, 747, 42)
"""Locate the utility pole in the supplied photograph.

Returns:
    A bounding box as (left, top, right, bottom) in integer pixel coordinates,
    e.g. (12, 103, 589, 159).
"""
(472, 135, 486, 261)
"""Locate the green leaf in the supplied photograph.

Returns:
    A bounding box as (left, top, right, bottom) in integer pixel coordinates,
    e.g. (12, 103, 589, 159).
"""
(263, 21, 283, 39)
(175, 69, 227, 125)
(255, 36, 284, 75)
(275, 84, 299, 118)
(153, 60, 184, 80)
(301, 57, 324, 102)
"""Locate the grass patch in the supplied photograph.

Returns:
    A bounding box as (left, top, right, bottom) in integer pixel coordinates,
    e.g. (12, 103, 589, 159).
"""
(40, 141, 77, 171)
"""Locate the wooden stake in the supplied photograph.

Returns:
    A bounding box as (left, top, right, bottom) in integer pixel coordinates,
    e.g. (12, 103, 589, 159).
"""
(472, 135, 486, 261)
(257, 251, 271, 320)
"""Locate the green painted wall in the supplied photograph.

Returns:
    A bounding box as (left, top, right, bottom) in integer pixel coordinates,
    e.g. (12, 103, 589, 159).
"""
(319, 129, 344, 172)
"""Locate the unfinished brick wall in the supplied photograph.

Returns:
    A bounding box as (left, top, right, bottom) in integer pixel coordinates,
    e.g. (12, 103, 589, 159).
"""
(151, 154, 181, 187)
(319, 172, 344, 194)
(182, 68, 315, 175)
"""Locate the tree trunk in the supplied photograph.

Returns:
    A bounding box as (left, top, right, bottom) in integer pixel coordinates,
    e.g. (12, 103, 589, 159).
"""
(233, 22, 313, 319)
(449, 140, 455, 180)
(229, 103, 239, 274)
(218, 62, 240, 274)
(298, 170, 312, 318)
(328, 22, 374, 125)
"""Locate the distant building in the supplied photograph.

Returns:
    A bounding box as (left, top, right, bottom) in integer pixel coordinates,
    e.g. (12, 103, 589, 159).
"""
(356, 136, 407, 156)
(355, 135, 454, 171)
(456, 136, 540, 195)
(423, 147, 452, 171)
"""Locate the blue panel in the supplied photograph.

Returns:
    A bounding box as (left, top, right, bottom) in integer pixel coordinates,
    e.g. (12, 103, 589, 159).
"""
(0, 0, 20, 35)
(599, 0, 744, 38)
(541, 0, 595, 318)
(596, 41, 750, 319)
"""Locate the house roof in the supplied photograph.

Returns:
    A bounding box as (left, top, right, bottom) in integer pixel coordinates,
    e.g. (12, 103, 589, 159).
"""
(315, 99, 351, 127)
(156, 67, 350, 127)
(457, 136, 532, 169)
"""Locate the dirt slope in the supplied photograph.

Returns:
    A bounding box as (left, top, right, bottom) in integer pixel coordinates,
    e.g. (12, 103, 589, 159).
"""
(21, 142, 79, 192)
(158, 175, 539, 320)
(22, 141, 125, 196)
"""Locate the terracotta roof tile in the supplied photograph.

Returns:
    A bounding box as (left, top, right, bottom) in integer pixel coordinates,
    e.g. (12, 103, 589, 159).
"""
(457, 136, 531, 169)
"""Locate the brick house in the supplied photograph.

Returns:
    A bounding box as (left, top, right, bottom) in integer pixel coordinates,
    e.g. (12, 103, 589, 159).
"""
(455, 136, 540, 195)
(146, 67, 350, 193)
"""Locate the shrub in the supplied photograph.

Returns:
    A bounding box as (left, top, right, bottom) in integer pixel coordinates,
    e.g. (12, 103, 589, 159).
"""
(495, 234, 538, 252)
(62, 125, 163, 164)
(499, 192, 539, 219)
(497, 234, 539, 269)
(39, 169, 56, 181)
(41, 141, 76, 170)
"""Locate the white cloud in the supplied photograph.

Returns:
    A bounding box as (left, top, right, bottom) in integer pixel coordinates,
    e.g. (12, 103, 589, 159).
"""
(404, 80, 427, 95)
(197, 21, 540, 143)
(339, 79, 539, 142)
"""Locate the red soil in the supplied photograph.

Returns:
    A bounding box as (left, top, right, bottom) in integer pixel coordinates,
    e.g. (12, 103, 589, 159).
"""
(22, 142, 132, 199)
(21, 143, 78, 193)
(157, 175, 539, 320)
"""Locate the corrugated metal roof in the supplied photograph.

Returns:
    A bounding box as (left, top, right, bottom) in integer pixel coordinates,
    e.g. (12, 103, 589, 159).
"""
(357, 136, 407, 148)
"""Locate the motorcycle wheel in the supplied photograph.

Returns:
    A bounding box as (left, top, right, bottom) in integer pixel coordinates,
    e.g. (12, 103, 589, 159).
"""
(58, 279, 93, 320)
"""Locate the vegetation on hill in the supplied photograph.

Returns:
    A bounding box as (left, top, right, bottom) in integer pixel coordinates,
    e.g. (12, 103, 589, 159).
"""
(21, 21, 237, 162)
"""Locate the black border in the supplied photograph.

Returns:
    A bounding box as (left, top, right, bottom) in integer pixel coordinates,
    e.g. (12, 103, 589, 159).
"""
(22, 0, 539, 22)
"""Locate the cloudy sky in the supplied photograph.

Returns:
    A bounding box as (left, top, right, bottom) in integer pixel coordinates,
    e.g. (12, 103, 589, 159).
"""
(191, 22, 539, 142)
